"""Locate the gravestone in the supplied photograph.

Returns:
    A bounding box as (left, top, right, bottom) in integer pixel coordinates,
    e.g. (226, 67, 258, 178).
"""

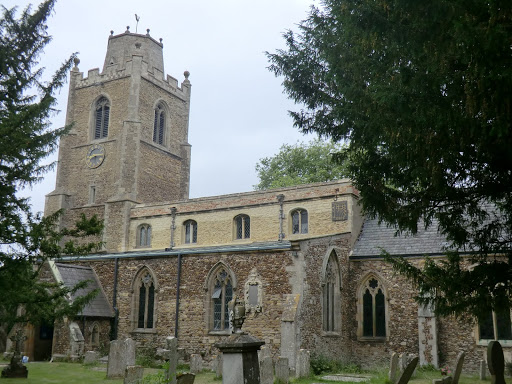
(296, 349, 310, 378)
(213, 354, 222, 379)
(451, 351, 465, 384)
(487, 340, 506, 384)
(107, 338, 136, 379)
(69, 322, 85, 358)
(177, 372, 195, 384)
(275, 357, 289, 384)
(165, 336, 178, 384)
(399, 353, 408, 373)
(396, 355, 418, 384)
(260, 356, 273, 384)
(190, 354, 202, 374)
(259, 345, 272, 360)
(1, 330, 28, 379)
(389, 352, 399, 383)
(124, 365, 144, 384)
(84, 350, 100, 365)
(480, 360, 486, 380)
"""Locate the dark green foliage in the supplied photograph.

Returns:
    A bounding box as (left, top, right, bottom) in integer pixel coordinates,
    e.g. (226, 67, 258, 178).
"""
(310, 355, 361, 376)
(0, 1, 103, 334)
(268, 0, 512, 317)
(254, 138, 349, 190)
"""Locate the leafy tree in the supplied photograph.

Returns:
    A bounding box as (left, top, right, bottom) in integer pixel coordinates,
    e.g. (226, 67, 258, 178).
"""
(254, 139, 349, 190)
(0, 1, 103, 334)
(267, 0, 512, 318)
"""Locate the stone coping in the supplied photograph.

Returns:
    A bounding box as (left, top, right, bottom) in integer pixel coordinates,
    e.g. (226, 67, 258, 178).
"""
(319, 374, 371, 382)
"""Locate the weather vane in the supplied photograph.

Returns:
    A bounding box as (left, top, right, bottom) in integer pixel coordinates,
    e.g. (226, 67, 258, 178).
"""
(135, 14, 140, 33)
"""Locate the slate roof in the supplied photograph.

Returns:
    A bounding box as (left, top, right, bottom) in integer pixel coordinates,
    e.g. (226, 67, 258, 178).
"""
(55, 263, 114, 318)
(351, 217, 453, 258)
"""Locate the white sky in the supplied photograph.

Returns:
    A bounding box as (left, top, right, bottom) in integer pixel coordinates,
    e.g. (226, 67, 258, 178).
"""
(7, 0, 319, 214)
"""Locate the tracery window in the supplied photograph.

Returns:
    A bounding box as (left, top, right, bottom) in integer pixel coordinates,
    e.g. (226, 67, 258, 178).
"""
(184, 220, 197, 244)
(94, 96, 110, 139)
(209, 266, 234, 331)
(358, 276, 387, 338)
(133, 269, 156, 329)
(138, 224, 151, 248)
(479, 309, 512, 341)
(291, 209, 308, 234)
(153, 103, 165, 145)
(234, 214, 250, 240)
(322, 251, 341, 332)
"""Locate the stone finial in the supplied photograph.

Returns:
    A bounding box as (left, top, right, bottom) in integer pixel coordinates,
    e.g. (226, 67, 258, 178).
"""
(184, 70, 190, 79)
(73, 57, 80, 68)
(110, 30, 114, 36)
(125, 26, 130, 33)
(146, 28, 150, 36)
(159, 38, 163, 43)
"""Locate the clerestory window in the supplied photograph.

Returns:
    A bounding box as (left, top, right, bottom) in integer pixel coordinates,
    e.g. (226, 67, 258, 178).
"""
(234, 214, 250, 240)
(138, 224, 151, 248)
(291, 208, 308, 234)
(184, 220, 197, 244)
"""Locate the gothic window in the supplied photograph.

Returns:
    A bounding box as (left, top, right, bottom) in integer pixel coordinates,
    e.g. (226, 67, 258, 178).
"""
(90, 322, 99, 346)
(322, 251, 341, 332)
(208, 265, 234, 332)
(234, 214, 250, 240)
(291, 209, 308, 234)
(138, 224, 151, 248)
(184, 220, 197, 244)
(94, 96, 110, 139)
(153, 103, 165, 145)
(358, 275, 387, 339)
(479, 310, 512, 341)
(133, 269, 157, 330)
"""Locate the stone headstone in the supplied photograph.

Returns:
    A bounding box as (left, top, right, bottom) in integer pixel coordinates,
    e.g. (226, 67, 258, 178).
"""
(296, 349, 310, 378)
(259, 345, 272, 360)
(190, 354, 202, 374)
(177, 372, 195, 384)
(389, 352, 399, 383)
(275, 357, 289, 384)
(69, 322, 85, 357)
(107, 338, 137, 379)
(125, 338, 136, 367)
(260, 356, 273, 384)
(451, 351, 465, 384)
(84, 350, 100, 365)
(124, 365, 144, 384)
(396, 355, 418, 384)
(399, 353, 408, 373)
(487, 340, 506, 384)
(480, 359, 486, 380)
(213, 354, 222, 378)
(165, 336, 178, 384)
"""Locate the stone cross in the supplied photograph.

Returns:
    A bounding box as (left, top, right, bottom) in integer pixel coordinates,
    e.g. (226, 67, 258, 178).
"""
(396, 355, 418, 384)
(487, 341, 506, 384)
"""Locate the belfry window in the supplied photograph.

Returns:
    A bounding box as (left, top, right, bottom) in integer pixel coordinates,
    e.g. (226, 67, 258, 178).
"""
(138, 224, 151, 248)
(235, 214, 250, 240)
(291, 209, 308, 234)
(94, 97, 110, 139)
(184, 220, 197, 244)
(358, 276, 387, 338)
(153, 104, 165, 145)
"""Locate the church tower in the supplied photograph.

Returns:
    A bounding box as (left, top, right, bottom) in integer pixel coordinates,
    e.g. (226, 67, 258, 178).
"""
(45, 29, 192, 252)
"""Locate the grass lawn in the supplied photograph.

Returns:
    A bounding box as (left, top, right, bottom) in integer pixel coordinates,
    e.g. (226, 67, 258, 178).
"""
(0, 362, 487, 383)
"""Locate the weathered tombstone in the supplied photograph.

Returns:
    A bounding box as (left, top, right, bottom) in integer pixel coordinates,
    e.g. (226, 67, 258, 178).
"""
(296, 349, 310, 378)
(84, 350, 100, 365)
(396, 355, 419, 384)
(1, 330, 28, 378)
(259, 345, 272, 360)
(125, 338, 136, 367)
(451, 351, 465, 384)
(275, 357, 289, 384)
(165, 336, 178, 384)
(69, 322, 85, 358)
(190, 354, 203, 374)
(177, 372, 196, 384)
(124, 365, 144, 384)
(399, 353, 408, 373)
(480, 360, 486, 380)
(487, 340, 506, 384)
(107, 338, 136, 379)
(389, 352, 399, 383)
(213, 354, 222, 379)
(260, 356, 274, 384)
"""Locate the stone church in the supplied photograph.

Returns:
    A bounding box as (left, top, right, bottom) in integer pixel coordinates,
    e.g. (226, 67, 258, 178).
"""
(12, 29, 509, 372)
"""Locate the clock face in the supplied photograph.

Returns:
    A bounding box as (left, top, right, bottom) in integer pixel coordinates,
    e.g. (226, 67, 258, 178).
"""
(86, 144, 105, 168)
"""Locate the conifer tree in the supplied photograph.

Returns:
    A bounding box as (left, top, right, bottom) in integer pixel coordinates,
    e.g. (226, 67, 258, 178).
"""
(268, 0, 512, 317)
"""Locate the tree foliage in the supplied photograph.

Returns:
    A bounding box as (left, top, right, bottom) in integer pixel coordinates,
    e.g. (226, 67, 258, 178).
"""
(254, 139, 349, 190)
(0, 1, 103, 333)
(268, 0, 512, 317)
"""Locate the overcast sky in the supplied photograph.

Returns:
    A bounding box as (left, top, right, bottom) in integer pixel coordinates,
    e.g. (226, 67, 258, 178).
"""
(7, 0, 319, 214)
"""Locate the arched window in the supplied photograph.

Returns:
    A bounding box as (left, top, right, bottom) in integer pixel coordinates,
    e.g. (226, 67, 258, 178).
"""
(94, 96, 110, 139)
(234, 214, 250, 240)
(207, 264, 235, 332)
(90, 322, 99, 347)
(132, 268, 157, 330)
(358, 275, 387, 338)
(138, 224, 151, 248)
(184, 220, 197, 244)
(479, 309, 512, 341)
(291, 209, 308, 234)
(153, 103, 165, 145)
(322, 250, 341, 332)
